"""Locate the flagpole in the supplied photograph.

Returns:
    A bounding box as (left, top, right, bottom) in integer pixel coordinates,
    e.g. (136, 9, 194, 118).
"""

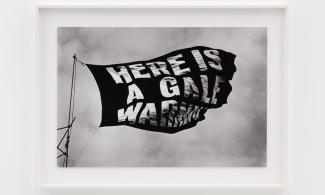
(57, 54, 78, 167)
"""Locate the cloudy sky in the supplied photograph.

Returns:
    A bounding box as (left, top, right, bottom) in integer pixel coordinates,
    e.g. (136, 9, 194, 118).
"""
(57, 27, 267, 167)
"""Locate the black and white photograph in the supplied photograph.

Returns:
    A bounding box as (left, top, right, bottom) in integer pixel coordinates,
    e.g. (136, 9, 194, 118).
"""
(6, 0, 325, 194)
(57, 27, 267, 167)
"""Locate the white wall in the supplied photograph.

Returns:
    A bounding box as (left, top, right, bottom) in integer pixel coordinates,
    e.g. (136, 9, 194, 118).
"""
(0, 0, 324, 195)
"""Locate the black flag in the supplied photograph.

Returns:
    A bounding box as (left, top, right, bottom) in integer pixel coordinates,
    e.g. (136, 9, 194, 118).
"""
(86, 46, 236, 133)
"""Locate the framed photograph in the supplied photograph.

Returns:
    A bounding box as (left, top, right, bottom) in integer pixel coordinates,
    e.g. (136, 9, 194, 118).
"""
(37, 4, 288, 189)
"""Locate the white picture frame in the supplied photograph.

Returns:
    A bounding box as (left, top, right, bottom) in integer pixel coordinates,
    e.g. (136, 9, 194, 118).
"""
(36, 3, 289, 189)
